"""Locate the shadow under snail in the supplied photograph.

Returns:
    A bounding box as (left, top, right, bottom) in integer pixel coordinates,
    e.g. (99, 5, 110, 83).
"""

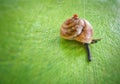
(60, 14, 101, 62)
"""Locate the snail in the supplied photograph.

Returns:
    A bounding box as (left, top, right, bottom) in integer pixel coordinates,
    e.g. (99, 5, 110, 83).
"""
(60, 14, 101, 62)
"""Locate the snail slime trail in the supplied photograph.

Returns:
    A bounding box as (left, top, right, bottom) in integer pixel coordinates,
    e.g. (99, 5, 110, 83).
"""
(60, 14, 101, 62)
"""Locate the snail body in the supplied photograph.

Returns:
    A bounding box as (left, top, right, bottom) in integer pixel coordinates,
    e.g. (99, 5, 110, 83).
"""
(60, 14, 101, 61)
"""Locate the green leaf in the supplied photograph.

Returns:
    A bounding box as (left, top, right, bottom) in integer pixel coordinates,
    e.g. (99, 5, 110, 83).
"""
(0, 0, 120, 84)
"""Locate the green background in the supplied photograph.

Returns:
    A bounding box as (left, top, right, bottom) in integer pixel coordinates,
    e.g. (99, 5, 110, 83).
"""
(0, 0, 120, 84)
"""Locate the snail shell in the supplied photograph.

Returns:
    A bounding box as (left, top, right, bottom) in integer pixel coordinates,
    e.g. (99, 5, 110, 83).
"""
(60, 15, 93, 43)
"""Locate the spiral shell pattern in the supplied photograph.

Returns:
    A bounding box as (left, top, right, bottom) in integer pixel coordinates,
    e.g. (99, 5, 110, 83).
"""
(60, 15, 93, 43)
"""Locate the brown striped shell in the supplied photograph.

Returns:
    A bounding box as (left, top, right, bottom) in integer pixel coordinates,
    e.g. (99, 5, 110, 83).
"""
(60, 15, 93, 43)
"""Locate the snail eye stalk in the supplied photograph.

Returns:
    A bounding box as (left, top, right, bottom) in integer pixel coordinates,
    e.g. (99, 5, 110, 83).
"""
(91, 39, 101, 44)
(84, 43, 91, 62)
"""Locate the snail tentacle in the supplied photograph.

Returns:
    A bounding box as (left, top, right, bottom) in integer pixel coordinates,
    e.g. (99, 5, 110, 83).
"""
(91, 38, 101, 44)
